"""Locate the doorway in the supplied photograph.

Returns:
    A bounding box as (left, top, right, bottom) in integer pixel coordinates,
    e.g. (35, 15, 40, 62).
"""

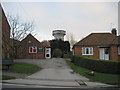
(100, 48, 109, 60)
(45, 47, 51, 59)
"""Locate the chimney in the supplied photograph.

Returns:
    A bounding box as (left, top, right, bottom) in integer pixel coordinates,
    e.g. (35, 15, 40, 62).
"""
(111, 28, 117, 35)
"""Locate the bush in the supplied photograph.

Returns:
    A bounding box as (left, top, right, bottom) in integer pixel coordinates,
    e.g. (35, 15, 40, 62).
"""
(71, 55, 120, 74)
(64, 52, 72, 58)
(52, 48, 63, 58)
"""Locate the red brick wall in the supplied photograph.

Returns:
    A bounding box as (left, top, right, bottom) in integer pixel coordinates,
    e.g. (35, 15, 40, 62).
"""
(110, 46, 119, 61)
(74, 46, 82, 55)
(17, 47, 45, 59)
(26, 54, 44, 59)
(1, 6, 10, 60)
(74, 46, 99, 59)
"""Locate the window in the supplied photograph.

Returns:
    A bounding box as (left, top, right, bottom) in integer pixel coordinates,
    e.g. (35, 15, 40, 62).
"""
(105, 48, 109, 54)
(118, 46, 120, 55)
(38, 47, 43, 54)
(29, 47, 37, 53)
(82, 47, 93, 55)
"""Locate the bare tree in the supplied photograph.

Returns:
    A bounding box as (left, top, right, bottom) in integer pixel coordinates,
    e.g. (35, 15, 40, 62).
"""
(66, 32, 77, 51)
(66, 31, 70, 41)
(8, 15, 34, 41)
(69, 33, 77, 50)
(70, 33, 76, 46)
(7, 14, 35, 59)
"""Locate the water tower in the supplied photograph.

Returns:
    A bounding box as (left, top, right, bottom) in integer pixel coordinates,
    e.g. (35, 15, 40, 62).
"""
(52, 30, 66, 41)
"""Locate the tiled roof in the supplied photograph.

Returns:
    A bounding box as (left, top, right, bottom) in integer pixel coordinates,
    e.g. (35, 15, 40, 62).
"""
(41, 41, 51, 47)
(20, 34, 43, 46)
(111, 35, 120, 45)
(75, 33, 119, 46)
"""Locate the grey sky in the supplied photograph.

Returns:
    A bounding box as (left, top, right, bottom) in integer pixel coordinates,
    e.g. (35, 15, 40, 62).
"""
(1, 1, 118, 42)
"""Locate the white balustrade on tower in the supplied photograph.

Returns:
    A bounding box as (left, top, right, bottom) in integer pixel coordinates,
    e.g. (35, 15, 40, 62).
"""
(52, 30, 66, 41)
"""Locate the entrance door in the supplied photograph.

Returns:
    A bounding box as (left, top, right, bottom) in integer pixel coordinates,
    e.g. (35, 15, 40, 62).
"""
(45, 48, 51, 59)
(100, 48, 109, 60)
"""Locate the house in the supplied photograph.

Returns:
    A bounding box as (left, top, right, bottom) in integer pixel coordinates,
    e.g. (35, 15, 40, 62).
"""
(0, 4, 11, 60)
(17, 34, 51, 59)
(73, 28, 120, 61)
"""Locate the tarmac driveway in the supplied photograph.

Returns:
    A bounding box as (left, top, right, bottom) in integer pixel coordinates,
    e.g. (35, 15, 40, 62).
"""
(3, 58, 111, 88)
(17, 58, 88, 80)
(15, 58, 69, 69)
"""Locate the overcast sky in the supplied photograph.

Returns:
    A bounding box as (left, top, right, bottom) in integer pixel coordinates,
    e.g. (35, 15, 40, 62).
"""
(1, 1, 118, 42)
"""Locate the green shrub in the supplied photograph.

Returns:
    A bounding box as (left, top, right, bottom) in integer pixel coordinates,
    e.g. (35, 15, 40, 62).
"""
(52, 48, 63, 58)
(64, 52, 72, 58)
(71, 55, 120, 74)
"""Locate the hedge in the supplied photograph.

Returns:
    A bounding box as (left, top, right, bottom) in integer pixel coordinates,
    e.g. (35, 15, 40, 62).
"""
(71, 55, 120, 74)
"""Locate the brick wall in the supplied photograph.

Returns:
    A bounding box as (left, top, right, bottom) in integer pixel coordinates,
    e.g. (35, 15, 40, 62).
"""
(74, 46, 99, 59)
(110, 46, 119, 61)
(0, 5, 2, 60)
(18, 46, 45, 59)
(1, 5, 10, 60)
(74, 46, 82, 55)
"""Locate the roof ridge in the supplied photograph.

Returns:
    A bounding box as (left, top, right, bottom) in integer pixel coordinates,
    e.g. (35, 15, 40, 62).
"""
(21, 34, 43, 45)
(74, 32, 118, 46)
(91, 32, 111, 34)
(110, 36, 119, 45)
(75, 33, 93, 45)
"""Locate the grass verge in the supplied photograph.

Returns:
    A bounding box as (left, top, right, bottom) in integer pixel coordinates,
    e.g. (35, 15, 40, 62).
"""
(3, 63, 40, 74)
(66, 60, 120, 85)
(0, 75, 16, 80)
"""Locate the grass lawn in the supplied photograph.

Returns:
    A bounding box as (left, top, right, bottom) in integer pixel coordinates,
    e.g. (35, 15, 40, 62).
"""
(3, 63, 40, 74)
(0, 75, 16, 80)
(66, 60, 120, 85)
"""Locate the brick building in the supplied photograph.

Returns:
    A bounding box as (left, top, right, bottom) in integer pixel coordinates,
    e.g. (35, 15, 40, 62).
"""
(17, 34, 51, 59)
(0, 4, 11, 60)
(73, 28, 120, 61)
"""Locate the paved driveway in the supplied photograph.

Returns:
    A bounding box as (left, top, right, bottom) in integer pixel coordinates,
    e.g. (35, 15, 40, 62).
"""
(15, 58, 69, 69)
(3, 58, 111, 88)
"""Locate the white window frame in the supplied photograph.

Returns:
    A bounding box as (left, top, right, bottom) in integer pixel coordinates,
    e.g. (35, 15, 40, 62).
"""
(82, 47, 93, 55)
(29, 46, 37, 53)
(118, 46, 120, 55)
